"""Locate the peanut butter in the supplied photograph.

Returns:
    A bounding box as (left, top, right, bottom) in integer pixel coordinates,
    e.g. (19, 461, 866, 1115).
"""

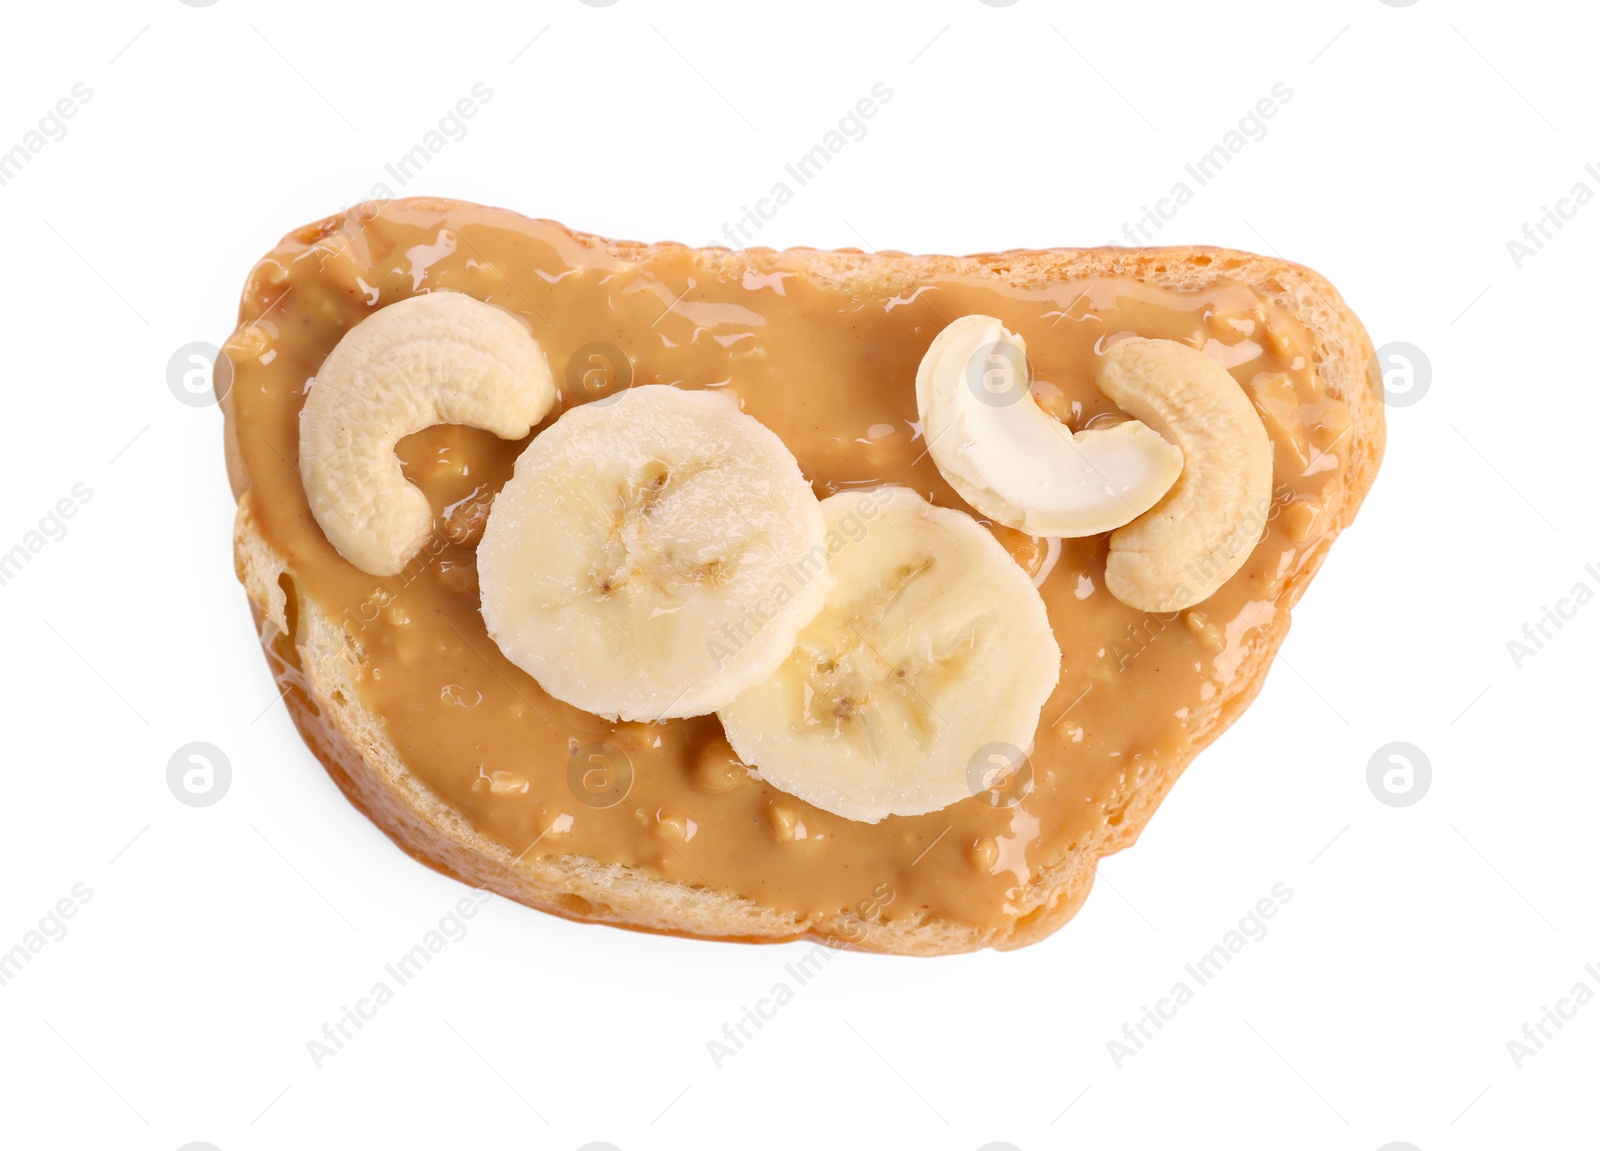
(224, 199, 1350, 935)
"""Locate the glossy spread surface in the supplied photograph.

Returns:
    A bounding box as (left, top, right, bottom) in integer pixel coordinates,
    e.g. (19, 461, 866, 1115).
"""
(225, 199, 1351, 934)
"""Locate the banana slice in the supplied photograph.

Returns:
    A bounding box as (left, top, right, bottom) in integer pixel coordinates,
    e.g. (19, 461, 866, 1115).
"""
(717, 486, 1062, 824)
(915, 314, 1183, 538)
(1100, 338, 1274, 612)
(478, 385, 830, 722)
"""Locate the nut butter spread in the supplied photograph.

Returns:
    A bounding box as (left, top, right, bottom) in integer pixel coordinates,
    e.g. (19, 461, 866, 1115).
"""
(224, 199, 1350, 934)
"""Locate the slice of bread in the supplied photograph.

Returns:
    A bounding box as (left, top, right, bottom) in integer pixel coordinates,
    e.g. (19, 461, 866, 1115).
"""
(223, 199, 1384, 956)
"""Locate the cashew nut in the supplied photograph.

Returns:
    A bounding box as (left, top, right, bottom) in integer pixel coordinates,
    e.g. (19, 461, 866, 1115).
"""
(915, 315, 1183, 538)
(1099, 337, 1273, 612)
(299, 291, 555, 576)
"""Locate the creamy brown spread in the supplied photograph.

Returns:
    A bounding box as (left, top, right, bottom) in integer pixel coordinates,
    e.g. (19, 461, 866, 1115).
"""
(224, 199, 1350, 934)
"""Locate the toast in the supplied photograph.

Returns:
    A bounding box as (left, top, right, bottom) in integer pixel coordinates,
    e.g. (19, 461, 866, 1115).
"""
(221, 197, 1384, 955)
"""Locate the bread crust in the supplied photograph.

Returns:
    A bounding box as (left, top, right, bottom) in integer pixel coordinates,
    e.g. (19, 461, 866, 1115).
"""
(224, 200, 1384, 956)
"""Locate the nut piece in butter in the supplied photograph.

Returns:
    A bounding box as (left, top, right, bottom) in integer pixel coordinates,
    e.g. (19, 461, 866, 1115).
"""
(690, 737, 752, 795)
(655, 809, 698, 843)
(1282, 497, 1323, 543)
(769, 803, 817, 844)
(1184, 610, 1225, 653)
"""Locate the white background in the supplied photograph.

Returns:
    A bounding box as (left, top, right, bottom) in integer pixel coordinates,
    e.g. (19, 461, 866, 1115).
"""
(1, 1, 1594, 1148)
